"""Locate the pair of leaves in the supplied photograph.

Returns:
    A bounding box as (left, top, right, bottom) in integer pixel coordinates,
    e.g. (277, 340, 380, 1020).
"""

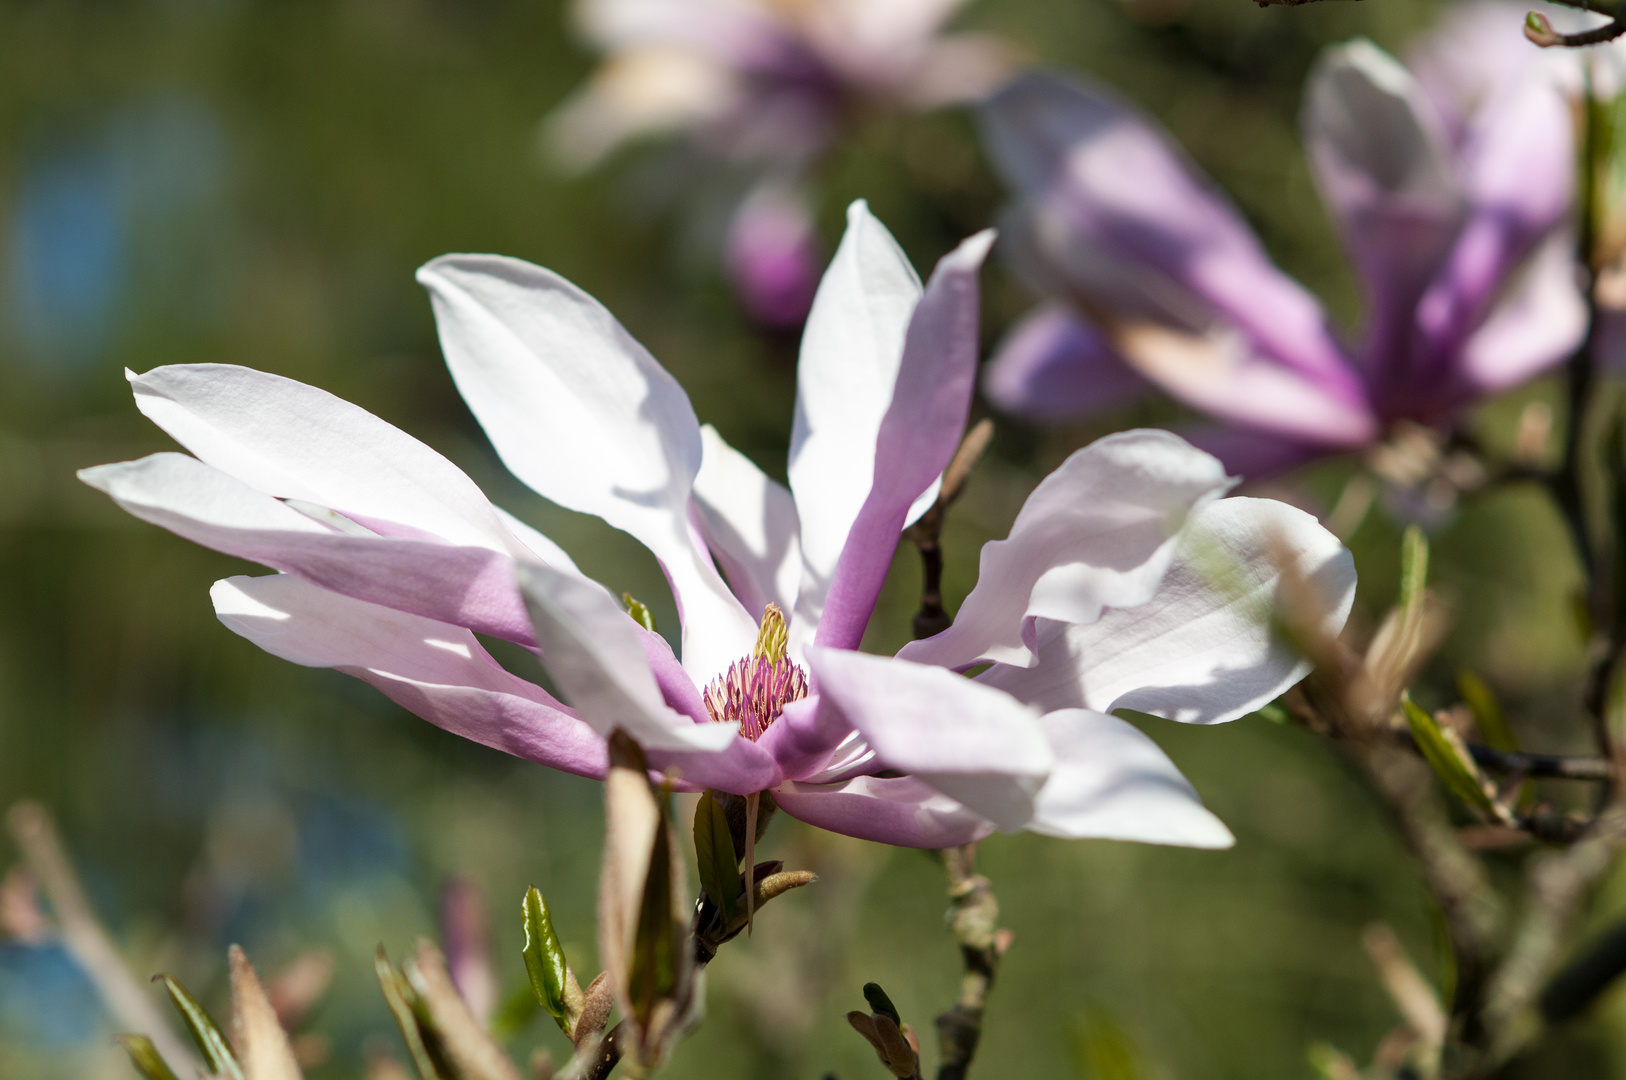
(693, 790, 744, 927)
(125, 949, 301, 1080)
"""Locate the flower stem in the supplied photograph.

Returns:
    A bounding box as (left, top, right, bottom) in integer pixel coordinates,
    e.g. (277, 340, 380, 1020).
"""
(932, 843, 1009, 1080)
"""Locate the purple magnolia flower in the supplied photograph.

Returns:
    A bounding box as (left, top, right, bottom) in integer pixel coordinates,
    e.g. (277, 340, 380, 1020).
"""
(81, 202, 1353, 850)
(978, 11, 1586, 477)
(546, 0, 1022, 328)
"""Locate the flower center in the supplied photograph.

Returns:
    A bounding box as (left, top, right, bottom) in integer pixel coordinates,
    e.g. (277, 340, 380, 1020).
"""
(703, 603, 808, 742)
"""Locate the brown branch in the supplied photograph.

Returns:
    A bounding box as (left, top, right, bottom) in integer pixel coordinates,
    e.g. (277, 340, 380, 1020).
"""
(933, 844, 1011, 1080)
(905, 420, 993, 640)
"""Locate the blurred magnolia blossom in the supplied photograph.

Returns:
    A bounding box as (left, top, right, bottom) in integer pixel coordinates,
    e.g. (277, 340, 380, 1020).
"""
(978, 5, 1604, 478)
(81, 201, 1353, 851)
(545, 0, 1023, 327)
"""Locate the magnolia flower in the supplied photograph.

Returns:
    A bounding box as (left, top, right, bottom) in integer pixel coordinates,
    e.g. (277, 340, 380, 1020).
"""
(546, 0, 1021, 327)
(82, 202, 1353, 850)
(978, 12, 1585, 477)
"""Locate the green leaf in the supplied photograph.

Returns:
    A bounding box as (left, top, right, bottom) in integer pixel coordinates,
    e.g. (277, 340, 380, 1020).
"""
(1398, 525, 1429, 620)
(116, 1035, 182, 1080)
(862, 982, 902, 1028)
(1305, 1042, 1357, 1080)
(1252, 702, 1290, 725)
(1073, 1006, 1145, 1080)
(522, 886, 571, 1032)
(1457, 670, 1518, 752)
(153, 974, 243, 1080)
(1402, 694, 1497, 818)
(693, 790, 743, 926)
(375, 947, 446, 1080)
(628, 810, 681, 1027)
(622, 593, 657, 633)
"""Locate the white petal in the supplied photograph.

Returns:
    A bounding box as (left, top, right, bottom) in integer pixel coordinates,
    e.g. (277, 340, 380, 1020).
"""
(516, 560, 735, 753)
(787, 201, 923, 632)
(977, 497, 1355, 723)
(417, 254, 756, 684)
(211, 574, 609, 778)
(1028, 710, 1233, 848)
(693, 424, 802, 619)
(128, 364, 512, 551)
(898, 430, 1233, 670)
(805, 647, 1053, 832)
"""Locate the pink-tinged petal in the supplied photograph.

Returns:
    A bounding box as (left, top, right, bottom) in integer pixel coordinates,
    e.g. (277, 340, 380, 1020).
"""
(816, 229, 995, 651)
(979, 73, 1366, 406)
(636, 622, 709, 725)
(804, 648, 1052, 831)
(978, 498, 1354, 724)
(80, 454, 535, 643)
(1181, 426, 1329, 480)
(725, 185, 821, 328)
(788, 201, 925, 638)
(982, 304, 1151, 424)
(755, 694, 855, 782)
(1455, 230, 1585, 395)
(1302, 42, 1465, 400)
(211, 574, 608, 779)
(898, 430, 1232, 671)
(692, 424, 802, 620)
(514, 560, 730, 753)
(418, 254, 756, 686)
(773, 776, 995, 849)
(1415, 72, 1573, 374)
(1028, 710, 1232, 848)
(128, 364, 519, 552)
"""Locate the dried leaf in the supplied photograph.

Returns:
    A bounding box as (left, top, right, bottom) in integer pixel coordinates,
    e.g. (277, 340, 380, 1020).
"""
(155, 973, 244, 1080)
(374, 947, 445, 1080)
(406, 939, 522, 1080)
(227, 946, 303, 1080)
(599, 731, 661, 1029)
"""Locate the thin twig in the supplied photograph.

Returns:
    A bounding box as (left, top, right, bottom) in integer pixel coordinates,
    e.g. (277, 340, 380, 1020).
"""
(904, 419, 994, 640)
(933, 845, 1010, 1080)
(5, 801, 202, 1074)
(1464, 744, 1614, 781)
(581, 1022, 624, 1080)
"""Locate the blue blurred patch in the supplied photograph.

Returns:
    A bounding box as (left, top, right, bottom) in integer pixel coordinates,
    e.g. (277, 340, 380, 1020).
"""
(0, 941, 105, 1047)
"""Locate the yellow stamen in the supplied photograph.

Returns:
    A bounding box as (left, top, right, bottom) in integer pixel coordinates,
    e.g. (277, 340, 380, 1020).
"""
(752, 603, 788, 663)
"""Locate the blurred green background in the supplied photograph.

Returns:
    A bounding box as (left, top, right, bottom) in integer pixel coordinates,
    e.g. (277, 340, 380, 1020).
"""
(0, 0, 1615, 1077)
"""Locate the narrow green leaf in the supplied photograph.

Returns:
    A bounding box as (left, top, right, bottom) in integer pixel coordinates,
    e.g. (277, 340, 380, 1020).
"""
(1252, 702, 1290, 725)
(628, 810, 680, 1025)
(693, 790, 743, 926)
(1305, 1042, 1356, 1080)
(1398, 525, 1429, 619)
(374, 947, 446, 1080)
(1402, 695, 1497, 817)
(622, 593, 657, 633)
(862, 982, 902, 1028)
(153, 974, 243, 1080)
(1456, 670, 1518, 752)
(116, 1035, 183, 1080)
(1074, 1006, 1145, 1080)
(522, 886, 571, 1031)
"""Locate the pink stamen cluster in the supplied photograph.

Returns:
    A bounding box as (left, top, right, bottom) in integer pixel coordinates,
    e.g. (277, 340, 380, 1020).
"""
(703, 654, 809, 742)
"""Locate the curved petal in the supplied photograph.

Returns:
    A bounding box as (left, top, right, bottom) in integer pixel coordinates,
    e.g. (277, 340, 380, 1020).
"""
(516, 560, 727, 751)
(128, 364, 518, 551)
(211, 574, 608, 779)
(1456, 229, 1586, 395)
(897, 430, 1233, 670)
(418, 254, 756, 685)
(787, 201, 924, 634)
(81, 454, 535, 643)
(978, 497, 1354, 723)
(1302, 41, 1465, 398)
(815, 229, 994, 651)
(773, 776, 995, 849)
(752, 694, 856, 782)
(982, 304, 1151, 423)
(1027, 709, 1233, 848)
(692, 425, 802, 619)
(979, 72, 1365, 406)
(804, 647, 1052, 832)
(1415, 71, 1574, 372)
